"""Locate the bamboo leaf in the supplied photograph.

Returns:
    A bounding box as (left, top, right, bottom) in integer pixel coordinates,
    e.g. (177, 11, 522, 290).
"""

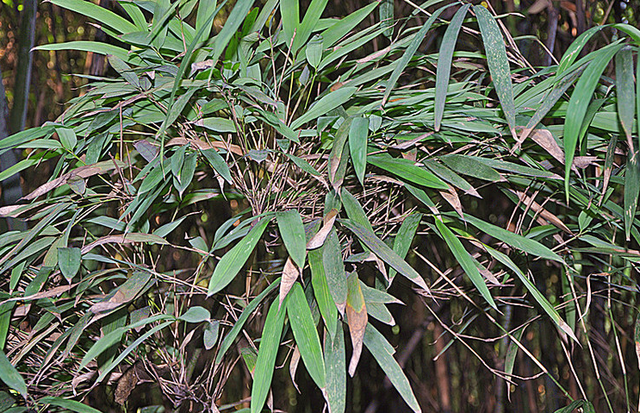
(341, 189, 375, 234)
(251, 298, 288, 413)
(280, 0, 299, 48)
(287, 283, 326, 389)
(293, 0, 328, 54)
(58, 247, 81, 282)
(346, 272, 367, 376)
(0, 350, 26, 398)
(216, 280, 280, 365)
(474, 5, 516, 138)
(310, 248, 338, 337)
(434, 4, 471, 131)
(562, 43, 623, 200)
(208, 218, 271, 296)
(279, 257, 300, 306)
(460, 213, 563, 263)
(179, 306, 211, 323)
(306, 35, 324, 69)
(435, 218, 496, 309)
(49, 0, 138, 34)
(368, 153, 448, 190)
(277, 210, 307, 268)
(291, 87, 356, 130)
(349, 117, 369, 186)
(201, 148, 233, 184)
(340, 219, 429, 291)
(363, 324, 421, 412)
(323, 229, 348, 315)
(39, 397, 102, 413)
(383, 4, 449, 105)
(324, 325, 346, 413)
(379, 0, 393, 39)
(389, 213, 421, 282)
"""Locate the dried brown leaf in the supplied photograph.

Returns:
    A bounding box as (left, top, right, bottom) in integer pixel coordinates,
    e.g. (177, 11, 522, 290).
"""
(279, 257, 300, 308)
(307, 209, 339, 250)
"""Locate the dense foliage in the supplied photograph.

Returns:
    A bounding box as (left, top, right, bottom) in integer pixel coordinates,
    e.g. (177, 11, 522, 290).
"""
(1, 0, 640, 412)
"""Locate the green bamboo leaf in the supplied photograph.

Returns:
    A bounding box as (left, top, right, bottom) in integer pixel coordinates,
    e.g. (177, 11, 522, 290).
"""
(554, 400, 594, 413)
(291, 87, 357, 130)
(348, 117, 369, 186)
(277, 210, 307, 269)
(251, 298, 288, 413)
(484, 245, 577, 341)
(305, 35, 324, 69)
(562, 43, 623, 200)
(58, 247, 81, 282)
(624, 151, 640, 242)
(208, 217, 271, 296)
(504, 326, 525, 398)
(287, 283, 326, 389)
(0, 350, 26, 398)
(360, 280, 403, 304)
(216, 279, 280, 365)
(383, 4, 449, 105)
(293, 0, 328, 54)
(367, 302, 395, 325)
(39, 397, 102, 413)
(422, 160, 480, 197)
(435, 218, 496, 309)
(474, 5, 516, 138)
(460, 213, 563, 263)
(379, 0, 393, 39)
(363, 324, 420, 412)
(287, 154, 321, 176)
(34, 42, 135, 63)
(341, 189, 375, 234)
(56, 127, 77, 151)
(328, 117, 352, 191)
(204, 320, 220, 350)
(434, 4, 471, 131)
(310, 248, 338, 337)
(49, 0, 138, 34)
(518, 66, 584, 144)
(96, 321, 173, 383)
(201, 148, 233, 184)
(323, 325, 346, 413)
(440, 155, 504, 183)
(389, 213, 421, 281)
(368, 154, 448, 190)
(179, 306, 211, 323)
(280, 0, 299, 48)
(196, 117, 237, 132)
(323, 229, 348, 315)
(196, 0, 217, 39)
(556, 25, 604, 76)
(340, 219, 429, 291)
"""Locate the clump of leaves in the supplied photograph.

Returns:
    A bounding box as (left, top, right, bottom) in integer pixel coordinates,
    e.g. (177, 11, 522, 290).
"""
(2, 0, 640, 411)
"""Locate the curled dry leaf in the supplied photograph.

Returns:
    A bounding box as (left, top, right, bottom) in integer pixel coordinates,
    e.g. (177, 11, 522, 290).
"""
(307, 209, 339, 250)
(289, 346, 302, 393)
(530, 129, 597, 171)
(346, 273, 367, 377)
(23, 159, 125, 200)
(167, 137, 244, 156)
(279, 257, 300, 308)
(81, 233, 169, 254)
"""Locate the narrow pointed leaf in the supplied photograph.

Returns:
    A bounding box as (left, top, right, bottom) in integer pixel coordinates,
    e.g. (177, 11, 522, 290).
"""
(389, 213, 421, 281)
(323, 229, 348, 315)
(0, 350, 26, 398)
(291, 87, 356, 130)
(435, 218, 496, 309)
(383, 4, 449, 105)
(346, 273, 366, 376)
(287, 283, 326, 389)
(341, 189, 374, 234)
(324, 325, 346, 413)
(562, 43, 623, 200)
(434, 4, 471, 131)
(279, 257, 300, 306)
(474, 5, 516, 138)
(208, 218, 271, 296)
(349, 117, 369, 185)
(277, 210, 307, 268)
(58, 247, 81, 282)
(216, 280, 280, 365)
(364, 324, 421, 412)
(340, 219, 429, 291)
(251, 298, 288, 413)
(310, 248, 338, 337)
(368, 154, 448, 190)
